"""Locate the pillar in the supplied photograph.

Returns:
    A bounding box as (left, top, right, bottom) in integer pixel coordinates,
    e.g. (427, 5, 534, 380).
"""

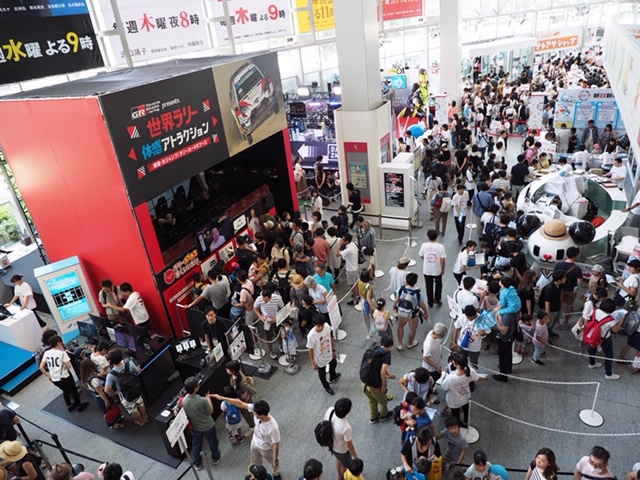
(440, 0, 462, 100)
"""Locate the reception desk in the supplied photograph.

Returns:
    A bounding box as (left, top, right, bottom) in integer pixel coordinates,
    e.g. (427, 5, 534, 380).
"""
(517, 172, 628, 260)
(0, 306, 41, 351)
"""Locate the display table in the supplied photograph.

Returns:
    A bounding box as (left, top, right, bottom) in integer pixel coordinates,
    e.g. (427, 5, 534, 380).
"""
(0, 306, 41, 352)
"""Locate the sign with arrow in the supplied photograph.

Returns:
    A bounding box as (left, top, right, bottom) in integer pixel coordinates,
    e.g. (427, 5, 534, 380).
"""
(100, 69, 228, 206)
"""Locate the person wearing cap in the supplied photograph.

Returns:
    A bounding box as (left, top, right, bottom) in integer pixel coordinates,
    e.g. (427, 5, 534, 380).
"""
(299, 459, 323, 480)
(50, 462, 95, 480)
(422, 323, 447, 385)
(211, 395, 281, 480)
(246, 464, 273, 480)
(5, 274, 47, 329)
(181, 376, 220, 470)
(616, 259, 640, 309)
(0, 440, 45, 480)
(389, 257, 410, 300)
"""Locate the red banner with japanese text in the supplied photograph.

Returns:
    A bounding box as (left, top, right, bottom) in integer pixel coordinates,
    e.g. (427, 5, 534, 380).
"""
(382, 0, 424, 21)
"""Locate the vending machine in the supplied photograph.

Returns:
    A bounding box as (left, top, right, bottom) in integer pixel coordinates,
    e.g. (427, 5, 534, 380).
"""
(379, 161, 419, 230)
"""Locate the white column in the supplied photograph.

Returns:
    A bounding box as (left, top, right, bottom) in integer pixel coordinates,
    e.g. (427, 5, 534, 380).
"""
(333, 0, 381, 111)
(439, 0, 462, 101)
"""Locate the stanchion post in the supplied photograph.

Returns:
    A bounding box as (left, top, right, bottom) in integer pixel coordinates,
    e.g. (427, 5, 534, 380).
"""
(179, 435, 201, 480)
(579, 381, 604, 427)
(464, 399, 480, 444)
(51, 433, 72, 465)
(379, 212, 383, 239)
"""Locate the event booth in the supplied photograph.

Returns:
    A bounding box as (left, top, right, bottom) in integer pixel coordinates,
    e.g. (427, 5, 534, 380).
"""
(0, 52, 295, 339)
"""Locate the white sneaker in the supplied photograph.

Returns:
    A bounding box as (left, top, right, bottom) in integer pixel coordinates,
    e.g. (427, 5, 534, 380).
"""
(588, 363, 602, 369)
(605, 373, 620, 380)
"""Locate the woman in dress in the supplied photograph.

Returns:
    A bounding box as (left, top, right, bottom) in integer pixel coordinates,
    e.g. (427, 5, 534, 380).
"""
(294, 155, 309, 199)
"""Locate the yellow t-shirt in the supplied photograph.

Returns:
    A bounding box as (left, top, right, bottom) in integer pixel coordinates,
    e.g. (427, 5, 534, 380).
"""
(344, 472, 364, 480)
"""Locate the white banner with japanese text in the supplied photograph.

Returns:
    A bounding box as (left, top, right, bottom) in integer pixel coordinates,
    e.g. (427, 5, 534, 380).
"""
(209, 0, 292, 45)
(96, 0, 210, 65)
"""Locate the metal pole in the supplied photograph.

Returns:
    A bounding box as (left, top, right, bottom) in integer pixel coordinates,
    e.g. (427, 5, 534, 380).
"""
(51, 433, 71, 465)
(590, 381, 601, 418)
(379, 212, 383, 239)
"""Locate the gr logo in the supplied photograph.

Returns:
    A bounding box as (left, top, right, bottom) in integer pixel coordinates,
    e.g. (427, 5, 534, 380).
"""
(131, 105, 147, 120)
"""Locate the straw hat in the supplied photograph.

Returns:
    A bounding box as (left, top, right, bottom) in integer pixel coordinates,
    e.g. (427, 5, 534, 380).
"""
(539, 219, 569, 241)
(0, 466, 8, 480)
(0, 440, 27, 462)
(398, 257, 410, 266)
(290, 274, 304, 288)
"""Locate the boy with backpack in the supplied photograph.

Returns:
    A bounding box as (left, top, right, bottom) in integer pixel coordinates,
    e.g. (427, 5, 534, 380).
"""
(393, 273, 428, 351)
(584, 298, 625, 380)
(220, 386, 245, 446)
(360, 336, 396, 423)
(431, 184, 451, 237)
(105, 348, 147, 427)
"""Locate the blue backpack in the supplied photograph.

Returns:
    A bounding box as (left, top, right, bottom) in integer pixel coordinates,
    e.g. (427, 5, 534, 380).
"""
(224, 401, 242, 426)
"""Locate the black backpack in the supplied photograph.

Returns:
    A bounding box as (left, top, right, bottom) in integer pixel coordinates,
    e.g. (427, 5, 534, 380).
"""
(392, 404, 404, 426)
(359, 348, 383, 388)
(538, 284, 550, 310)
(314, 409, 334, 452)
(274, 270, 291, 304)
(111, 362, 143, 402)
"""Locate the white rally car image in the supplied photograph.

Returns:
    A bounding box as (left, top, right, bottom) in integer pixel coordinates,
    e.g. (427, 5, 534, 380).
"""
(229, 62, 279, 145)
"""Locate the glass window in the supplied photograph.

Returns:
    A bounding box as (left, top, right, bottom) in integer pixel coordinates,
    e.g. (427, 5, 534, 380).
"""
(281, 77, 298, 95)
(304, 72, 320, 87)
(549, 8, 566, 28)
(300, 45, 320, 73)
(278, 50, 297, 79)
(319, 43, 338, 69)
(404, 28, 424, 53)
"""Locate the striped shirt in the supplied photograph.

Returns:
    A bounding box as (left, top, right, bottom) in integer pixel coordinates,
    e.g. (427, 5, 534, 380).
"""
(254, 294, 284, 320)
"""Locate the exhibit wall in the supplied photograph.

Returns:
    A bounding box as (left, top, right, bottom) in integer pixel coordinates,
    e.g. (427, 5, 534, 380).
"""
(0, 97, 168, 331)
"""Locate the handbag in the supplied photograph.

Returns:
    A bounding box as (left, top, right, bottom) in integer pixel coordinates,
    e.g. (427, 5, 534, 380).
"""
(623, 311, 640, 336)
(289, 306, 299, 320)
(571, 320, 584, 341)
(427, 456, 443, 480)
(104, 403, 122, 424)
(459, 328, 470, 349)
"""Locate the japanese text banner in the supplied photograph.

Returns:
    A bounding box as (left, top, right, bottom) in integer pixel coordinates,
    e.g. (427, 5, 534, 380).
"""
(0, 0, 88, 21)
(0, 14, 103, 85)
(96, 0, 210, 65)
(100, 69, 229, 206)
(209, 0, 292, 45)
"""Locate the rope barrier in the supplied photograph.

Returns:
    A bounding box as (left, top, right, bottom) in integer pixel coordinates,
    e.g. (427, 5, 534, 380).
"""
(377, 236, 411, 243)
(521, 329, 637, 363)
(469, 400, 640, 437)
(35, 438, 106, 465)
(15, 412, 55, 436)
(441, 344, 599, 385)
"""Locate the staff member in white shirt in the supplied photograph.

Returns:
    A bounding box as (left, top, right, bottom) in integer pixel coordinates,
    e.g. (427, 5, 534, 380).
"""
(5, 274, 47, 328)
(604, 157, 627, 190)
(39, 335, 89, 412)
(108, 283, 149, 327)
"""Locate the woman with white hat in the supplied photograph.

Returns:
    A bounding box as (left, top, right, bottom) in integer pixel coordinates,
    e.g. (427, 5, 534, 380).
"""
(0, 440, 45, 480)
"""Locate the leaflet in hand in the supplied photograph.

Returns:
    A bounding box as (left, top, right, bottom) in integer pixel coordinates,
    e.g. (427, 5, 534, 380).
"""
(476, 310, 498, 331)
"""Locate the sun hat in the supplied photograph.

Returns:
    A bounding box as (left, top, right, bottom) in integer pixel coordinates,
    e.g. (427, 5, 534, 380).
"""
(398, 257, 410, 266)
(0, 440, 27, 462)
(539, 219, 569, 241)
(290, 274, 304, 288)
(0, 466, 8, 480)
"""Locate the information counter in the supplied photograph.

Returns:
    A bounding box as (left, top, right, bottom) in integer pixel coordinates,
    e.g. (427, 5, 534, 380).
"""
(0, 306, 41, 352)
(517, 171, 628, 260)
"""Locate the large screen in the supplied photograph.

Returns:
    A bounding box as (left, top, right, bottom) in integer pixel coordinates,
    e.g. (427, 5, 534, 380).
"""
(45, 271, 92, 321)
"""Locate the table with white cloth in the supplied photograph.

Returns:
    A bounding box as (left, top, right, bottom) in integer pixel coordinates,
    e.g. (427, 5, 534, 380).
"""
(0, 305, 41, 351)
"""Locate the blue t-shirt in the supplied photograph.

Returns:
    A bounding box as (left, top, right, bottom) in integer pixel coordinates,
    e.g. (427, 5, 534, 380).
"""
(314, 272, 334, 293)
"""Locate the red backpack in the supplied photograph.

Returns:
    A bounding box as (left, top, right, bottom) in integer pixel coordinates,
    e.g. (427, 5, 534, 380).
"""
(583, 311, 613, 348)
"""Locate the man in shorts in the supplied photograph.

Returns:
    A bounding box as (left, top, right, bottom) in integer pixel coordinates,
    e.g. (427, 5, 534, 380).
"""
(105, 348, 147, 427)
(326, 397, 357, 480)
(553, 246, 582, 329)
(253, 289, 284, 360)
(337, 233, 360, 309)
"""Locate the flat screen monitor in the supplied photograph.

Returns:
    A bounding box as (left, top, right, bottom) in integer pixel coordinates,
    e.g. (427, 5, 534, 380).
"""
(89, 314, 115, 340)
(126, 323, 151, 345)
(115, 330, 137, 352)
(77, 320, 98, 343)
(186, 308, 206, 337)
(139, 344, 178, 405)
(195, 217, 234, 258)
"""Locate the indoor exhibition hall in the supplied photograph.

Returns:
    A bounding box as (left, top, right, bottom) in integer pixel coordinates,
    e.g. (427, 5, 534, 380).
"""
(0, 1, 640, 480)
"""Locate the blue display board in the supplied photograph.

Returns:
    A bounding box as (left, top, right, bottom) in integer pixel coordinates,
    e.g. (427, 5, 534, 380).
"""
(554, 89, 623, 130)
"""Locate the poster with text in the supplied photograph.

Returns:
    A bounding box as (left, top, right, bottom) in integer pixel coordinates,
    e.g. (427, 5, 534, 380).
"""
(97, 0, 210, 65)
(212, 51, 287, 157)
(100, 69, 229, 206)
(0, 14, 103, 84)
(210, 0, 292, 45)
(0, 0, 88, 20)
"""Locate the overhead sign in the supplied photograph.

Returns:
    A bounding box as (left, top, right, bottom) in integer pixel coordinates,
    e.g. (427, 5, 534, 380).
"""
(97, 0, 210, 64)
(296, 0, 423, 34)
(0, 0, 88, 20)
(100, 69, 228, 206)
(535, 27, 583, 53)
(0, 14, 103, 85)
(210, 0, 292, 45)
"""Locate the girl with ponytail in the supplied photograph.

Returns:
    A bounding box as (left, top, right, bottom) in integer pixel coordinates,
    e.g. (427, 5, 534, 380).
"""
(440, 351, 486, 427)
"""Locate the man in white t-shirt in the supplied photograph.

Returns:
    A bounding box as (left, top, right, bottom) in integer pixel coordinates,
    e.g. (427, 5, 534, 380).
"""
(453, 277, 480, 310)
(586, 298, 625, 380)
(325, 398, 357, 480)
(422, 323, 447, 384)
(575, 446, 616, 480)
(212, 396, 282, 480)
(307, 315, 340, 395)
(604, 157, 627, 189)
(90, 342, 110, 374)
(451, 305, 488, 368)
(337, 233, 360, 307)
(108, 283, 149, 327)
(418, 229, 446, 308)
(39, 335, 89, 412)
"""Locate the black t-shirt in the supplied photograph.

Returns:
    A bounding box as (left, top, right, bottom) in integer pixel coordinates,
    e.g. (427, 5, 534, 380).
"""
(510, 163, 529, 186)
(0, 409, 17, 442)
(400, 437, 442, 470)
(433, 163, 449, 183)
(545, 282, 564, 312)
(201, 318, 232, 353)
(459, 129, 471, 145)
(510, 251, 527, 275)
(554, 261, 581, 292)
(454, 150, 468, 169)
(235, 247, 256, 272)
(519, 286, 535, 315)
(349, 190, 363, 212)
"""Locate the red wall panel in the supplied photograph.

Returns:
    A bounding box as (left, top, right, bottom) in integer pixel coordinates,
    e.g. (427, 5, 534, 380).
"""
(0, 97, 169, 333)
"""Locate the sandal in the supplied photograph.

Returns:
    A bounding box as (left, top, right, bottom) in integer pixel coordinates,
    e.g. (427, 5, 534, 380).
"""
(110, 422, 124, 429)
(134, 419, 145, 427)
(229, 434, 237, 446)
(269, 351, 279, 360)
